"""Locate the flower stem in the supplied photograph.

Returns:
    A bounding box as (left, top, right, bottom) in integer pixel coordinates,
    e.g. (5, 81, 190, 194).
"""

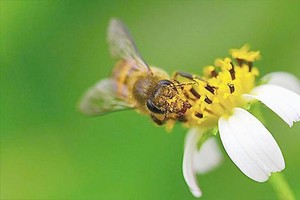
(269, 173, 295, 200)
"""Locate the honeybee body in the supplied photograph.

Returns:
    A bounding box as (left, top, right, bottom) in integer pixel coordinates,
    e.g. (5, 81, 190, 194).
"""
(112, 60, 191, 124)
(79, 19, 192, 128)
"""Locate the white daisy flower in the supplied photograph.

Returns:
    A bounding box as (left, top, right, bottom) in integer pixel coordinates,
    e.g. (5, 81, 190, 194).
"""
(182, 45, 300, 197)
(78, 20, 299, 198)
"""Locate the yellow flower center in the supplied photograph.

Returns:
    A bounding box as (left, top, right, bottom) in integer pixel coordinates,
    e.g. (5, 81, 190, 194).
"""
(177, 45, 260, 128)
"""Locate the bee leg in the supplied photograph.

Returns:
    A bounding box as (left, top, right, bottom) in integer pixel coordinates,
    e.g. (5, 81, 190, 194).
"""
(151, 114, 167, 126)
(177, 115, 187, 122)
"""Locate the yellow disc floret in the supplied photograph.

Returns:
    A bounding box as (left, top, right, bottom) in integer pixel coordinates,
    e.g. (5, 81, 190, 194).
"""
(230, 44, 261, 62)
(180, 45, 260, 128)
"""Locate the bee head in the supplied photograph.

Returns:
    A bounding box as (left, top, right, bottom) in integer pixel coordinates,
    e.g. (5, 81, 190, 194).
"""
(146, 80, 190, 115)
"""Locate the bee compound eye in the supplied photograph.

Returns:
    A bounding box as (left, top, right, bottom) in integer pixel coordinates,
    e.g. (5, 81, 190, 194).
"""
(157, 79, 177, 93)
(146, 99, 165, 114)
(158, 79, 173, 86)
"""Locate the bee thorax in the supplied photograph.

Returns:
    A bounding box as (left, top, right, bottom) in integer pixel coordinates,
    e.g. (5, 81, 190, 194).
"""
(132, 76, 157, 103)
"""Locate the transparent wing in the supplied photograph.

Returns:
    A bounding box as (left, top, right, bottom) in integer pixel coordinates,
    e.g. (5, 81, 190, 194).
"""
(79, 78, 133, 116)
(108, 18, 150, 72)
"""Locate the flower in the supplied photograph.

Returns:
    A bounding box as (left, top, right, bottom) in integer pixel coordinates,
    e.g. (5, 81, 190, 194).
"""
(182, 45, 300, 197)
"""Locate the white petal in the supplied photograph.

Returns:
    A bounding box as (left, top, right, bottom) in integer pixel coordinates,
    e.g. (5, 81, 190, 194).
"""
(218, 108, 285, 182)
(183, 128, 203, 198)
(244, 84, 300, 127)
(262, 72, 300, 94)
(193, 137, 223, 174)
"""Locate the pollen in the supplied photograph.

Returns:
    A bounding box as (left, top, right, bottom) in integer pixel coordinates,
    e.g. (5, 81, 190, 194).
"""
(180, 45, 260, 128)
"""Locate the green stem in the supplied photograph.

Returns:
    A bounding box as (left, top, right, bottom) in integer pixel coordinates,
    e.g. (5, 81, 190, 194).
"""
(269, 173, 295, 200)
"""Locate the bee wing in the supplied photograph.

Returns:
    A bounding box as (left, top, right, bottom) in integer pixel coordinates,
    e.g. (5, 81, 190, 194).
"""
(79, 78, 133, 116)
(108, 18, 150, 72)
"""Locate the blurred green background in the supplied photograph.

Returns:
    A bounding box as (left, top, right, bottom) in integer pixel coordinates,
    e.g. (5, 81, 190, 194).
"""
(1, 1, 300, 199)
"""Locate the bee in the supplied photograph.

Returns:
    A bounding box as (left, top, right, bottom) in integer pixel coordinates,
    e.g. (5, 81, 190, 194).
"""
(79, 19, 194, 126)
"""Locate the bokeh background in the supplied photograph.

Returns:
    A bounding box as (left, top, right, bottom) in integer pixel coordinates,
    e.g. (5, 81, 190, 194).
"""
(1, 1, 300, 199)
